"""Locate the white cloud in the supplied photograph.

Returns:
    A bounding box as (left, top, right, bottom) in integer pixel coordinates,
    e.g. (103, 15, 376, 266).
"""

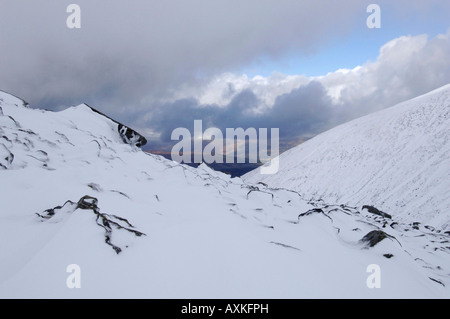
(170, 72, 310, 112)
(330, 30, 450, 117)
(174, 31, 450, 126)
(1, 1, 449, 148)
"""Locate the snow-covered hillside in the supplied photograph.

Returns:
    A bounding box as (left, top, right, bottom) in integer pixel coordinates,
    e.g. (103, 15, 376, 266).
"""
(0, 90, 449, 298)
(245, 84, 450, 232)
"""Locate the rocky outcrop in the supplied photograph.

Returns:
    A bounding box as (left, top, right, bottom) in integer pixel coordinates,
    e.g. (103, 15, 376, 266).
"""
(0, 143, 13, 169)
(362, 205, 392, 219)
(359, 230, 395, 247)
(0, 90, 29, 108)
(83, 104, 147, 148)
(36, 195, 146, 254)
(118, 124, 147, 148)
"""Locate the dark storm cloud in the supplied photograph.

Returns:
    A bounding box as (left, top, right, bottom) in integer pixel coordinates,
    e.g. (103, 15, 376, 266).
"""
(262, 82, 333, 137)
(142, 27, 450, 152)
(146, 91, 260, 143)
(0, 0, 365, 112)
(1, 0, 450, 155)
(147, 81, 333, 149)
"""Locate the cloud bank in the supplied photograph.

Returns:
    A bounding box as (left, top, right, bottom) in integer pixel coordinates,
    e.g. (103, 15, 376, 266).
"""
(0, 0, 364, 109)
(140, 31, 450, 152)
(1, 1, 450, 154)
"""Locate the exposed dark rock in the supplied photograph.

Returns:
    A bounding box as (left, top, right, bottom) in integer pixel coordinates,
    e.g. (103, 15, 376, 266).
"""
(35, 199, 76, 219)
(257, 182, 268, 187)
(90, 139, 102, 152)
(299, 208, 324, 218)
(429, 277, 445, 287)
(0, 143, 14, 169)
(0, 90, 29, 107)
(18, 128, 37, 135)
(36, 195, 146, 254)
(362, 205, 392, 219)
(360, 230, 396, 247)
(110, 190, 130, 199)
(118, 124, 147, 148)
(82, 103, 147, 148)
(245, 186, 274, 200)
(269, 241, 301, 251)
(246, 185, 259, 194)
(383, 254, 394, 259)
(77, 195, 98, 210)
(390, 222, 399, 228)
(87, 183, 103, 192)
(297, 208, 334, 223)
(7, 115, 21, 128)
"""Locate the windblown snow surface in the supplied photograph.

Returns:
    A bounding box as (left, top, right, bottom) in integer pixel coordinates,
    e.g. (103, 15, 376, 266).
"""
(0, 89, 449, 298)
(244, 84, 450, 231)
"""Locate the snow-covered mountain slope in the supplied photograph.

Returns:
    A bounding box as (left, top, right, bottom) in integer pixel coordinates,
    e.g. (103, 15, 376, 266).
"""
(244, 84, 450, 231)
(1, 90, 449, 298)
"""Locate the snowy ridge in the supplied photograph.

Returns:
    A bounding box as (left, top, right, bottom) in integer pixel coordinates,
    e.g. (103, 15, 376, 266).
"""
(0, 90, 449, 298)
(244, 84, 450, 231)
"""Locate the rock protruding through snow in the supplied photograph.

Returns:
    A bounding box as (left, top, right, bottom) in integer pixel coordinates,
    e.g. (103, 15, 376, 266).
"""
(118, 124, 147, 148)
(362, 205, 392, 219)
(36, 195, 146, 254)
(0, 143, 14, 169)
(82, 103, 147, 148)
(359, 230, 396, 247)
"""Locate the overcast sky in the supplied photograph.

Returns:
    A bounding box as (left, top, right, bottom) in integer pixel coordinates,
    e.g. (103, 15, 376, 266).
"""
(1, 0, 450, 154)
